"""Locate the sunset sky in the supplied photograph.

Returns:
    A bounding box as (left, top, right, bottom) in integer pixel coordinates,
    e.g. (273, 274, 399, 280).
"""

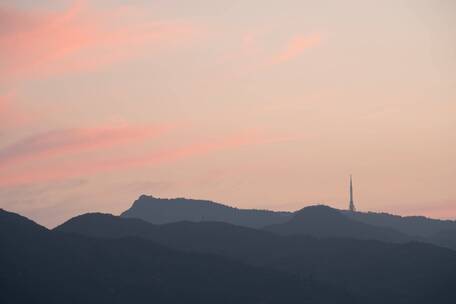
(1, 0, 455, 227)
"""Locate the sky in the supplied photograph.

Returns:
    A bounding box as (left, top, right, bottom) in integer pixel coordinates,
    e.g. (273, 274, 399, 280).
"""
(0, 0, 455, 227)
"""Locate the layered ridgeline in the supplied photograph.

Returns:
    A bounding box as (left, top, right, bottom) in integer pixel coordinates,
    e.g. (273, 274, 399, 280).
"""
(342, 210, 456, 236)
(121, 195, 292, 228)
(121, 195, 456, 248)
(56, 212, 456, 304)
(263, 205, 411, 242)
(4, 195, 456, 303)
(0, 209, 353, 304)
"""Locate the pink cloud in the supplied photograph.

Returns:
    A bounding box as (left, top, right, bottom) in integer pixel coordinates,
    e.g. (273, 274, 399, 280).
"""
(220, 31, 322, 69)
(0, 123, 171, 169)
(0, 1, 197, 81)
(0, 130, 265, 187)
(272, 33, 321, 64)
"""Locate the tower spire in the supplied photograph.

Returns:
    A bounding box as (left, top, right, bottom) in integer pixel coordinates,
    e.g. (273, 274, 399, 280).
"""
(349, 174, 356, 212)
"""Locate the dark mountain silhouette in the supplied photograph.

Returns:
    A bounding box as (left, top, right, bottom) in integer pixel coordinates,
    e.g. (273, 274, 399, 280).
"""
(121, 195, 456, 249)
(343, 210, 456, 237)
(1, 209, 354, 304)
(428, 228, 456, 249)
(264, 205, 411, 242)
(56, 212, 456, 304)
(120, 195, 291, 228)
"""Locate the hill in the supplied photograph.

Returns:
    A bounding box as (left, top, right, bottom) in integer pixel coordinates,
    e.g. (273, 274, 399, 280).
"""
(121, 195, 291, 228)
(121, 195, 456, 249)
(0, 209, 353, 304)
(264, 205, 411, 242)
(57, 212, 456, 304)
(343, 210, 456, 236)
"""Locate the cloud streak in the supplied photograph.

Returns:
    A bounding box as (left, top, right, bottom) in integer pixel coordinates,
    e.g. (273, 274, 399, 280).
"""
(272, 33, 321, 64)
(0, 123, 170, 169)
(0, 130, 267, 187)
(0, 0, 197, 81)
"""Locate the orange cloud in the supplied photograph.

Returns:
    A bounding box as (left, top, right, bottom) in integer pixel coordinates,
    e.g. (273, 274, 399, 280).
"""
(0, 130, 264, 187)
(272, 33, 321, 64)
(0, 1, 197, 81)
(0, 123, 171, 169)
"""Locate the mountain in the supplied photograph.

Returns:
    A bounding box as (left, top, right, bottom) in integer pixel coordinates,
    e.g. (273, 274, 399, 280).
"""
(56, 212, 456, 304)
(121, 195, 456, 249)
(429, 228, 456, 249)
(264, 205, 411, 242)
(121, 195, 291, 228)
(1, 209, 352, 304)
(343, 210, 456, 237)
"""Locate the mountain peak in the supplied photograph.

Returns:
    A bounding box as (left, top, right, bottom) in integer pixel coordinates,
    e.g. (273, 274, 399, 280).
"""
(0, 209, 48, 239)
(294, 204, 339, 215)
(265, 204, 410, 242)
(55, 212, 152, 238)
(290, 204, 344, 223)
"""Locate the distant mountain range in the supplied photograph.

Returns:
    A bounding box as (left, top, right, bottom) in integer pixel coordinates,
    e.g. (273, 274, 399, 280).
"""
(122, 195, 456, 249)
(56, 210, 456, 304)
(121, 195, 291, 228)
(263, 205, 411, 242)
(2, 194, 456, 303)
(342, 209, 456, 236)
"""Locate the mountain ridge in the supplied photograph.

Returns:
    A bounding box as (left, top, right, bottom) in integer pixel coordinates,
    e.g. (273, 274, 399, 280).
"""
(121, 194, 292, 228)
(1, 208, 351, 304)
(119, 195, 456, 248)
(56, 210, 456, 304)
(121, 195, 456, 232)
(264, 205, 412, 242)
